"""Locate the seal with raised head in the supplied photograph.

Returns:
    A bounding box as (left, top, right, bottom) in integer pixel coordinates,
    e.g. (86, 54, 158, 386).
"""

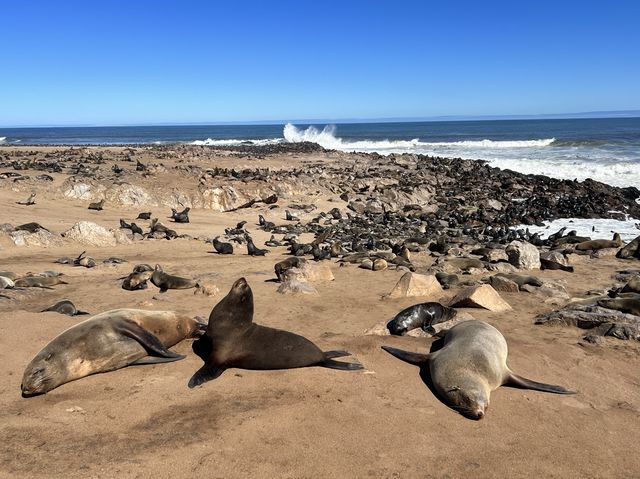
(575, 233, 622, 251)
(212, 236, 233, 254)
(598, 294, 640, 316)
(382, 320, 575, 419)
(21, 309, 206, 396)
(188, 278, 363, 388)
(151, 265, 197, 293)
(387, 302, 458, 336)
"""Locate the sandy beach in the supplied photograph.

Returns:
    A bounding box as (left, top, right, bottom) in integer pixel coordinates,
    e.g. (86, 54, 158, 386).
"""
(1, 145, 639, 479)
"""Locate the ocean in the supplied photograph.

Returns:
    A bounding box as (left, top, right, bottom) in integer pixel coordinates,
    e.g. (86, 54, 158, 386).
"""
(1, 118, 639, 239)
(1, 117, 638, 188)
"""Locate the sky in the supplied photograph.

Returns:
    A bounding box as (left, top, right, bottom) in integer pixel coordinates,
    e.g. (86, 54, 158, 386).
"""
(1, 0, 639, 127)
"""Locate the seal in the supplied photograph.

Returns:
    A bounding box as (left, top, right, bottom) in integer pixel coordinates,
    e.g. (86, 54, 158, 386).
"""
(41, 299, 89, 316)
(575, 233, 622, 251)
(151, 265, 197, 293)
(136, 212, 152, 220)
(188, 278, 363, 388)
(598, 295, 640, 316)
(122, 270, 153, 290)
(171, 207, 190, 223)
(88, 199, 105, 211)
(382, 320, 575, 419)
(17, 192, 36, 206)
(21, 309, 206, 396)
(14, 276, 68, 288)
(245, 235, 268, 256)
(212, 236, 234, 254)
(274, 257, 306, 282)
(494, 273, 543, 289)
(387, 302, 458, 336)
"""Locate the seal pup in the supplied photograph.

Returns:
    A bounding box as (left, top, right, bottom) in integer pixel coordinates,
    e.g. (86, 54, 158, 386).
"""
(387, 302, 458, 336)
(575, 233, 622, 251)
(171, 207, 190, 223)
(285, 210, 300, 221)
(17, 192, 36, 206)
(88, 199, 105, 211)
(151, 265, 197, 293)
(212, 236, 233, 254)
(136, 212, 152, 220)
(122, 270, 153, 290)
(41, 299, 89, 316)
(188, 278, 363, 388)
(382, 320, 575, 419)
(21, 309, 206, 396)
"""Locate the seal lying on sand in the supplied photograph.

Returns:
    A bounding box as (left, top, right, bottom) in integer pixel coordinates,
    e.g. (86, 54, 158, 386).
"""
(382, 320, 575, 419)
(41, 300, 89, 316)
(188, 278, 363, 388)
(575, 233, 622, 251)
(21, 309, 206, 396)
(387, 302, 458, 335)
(14, 276, 68, 288)
(151, 265, 197, 293)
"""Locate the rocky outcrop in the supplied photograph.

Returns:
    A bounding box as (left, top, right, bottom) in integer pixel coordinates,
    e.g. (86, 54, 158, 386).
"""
(449, 284, 512, 312)
(62, 221, 124, 247)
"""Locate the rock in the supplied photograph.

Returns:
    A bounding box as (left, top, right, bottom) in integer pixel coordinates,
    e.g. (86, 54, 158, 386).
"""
(62, 221, 118, 247)
(617, 235, 640, 259)
(372, 258, 388, 271)
(289, 262, 334, 282)
(541, 250, 571, 267)
(347, 200, 366, 214)
(591, 247, 619, 259)
(277, 279, 318, 295)
(489, 275, 520, 293)
(0, 276, 14, 289)
(486, 199, 503, 211)
(9, 229, 64, 247)
(483, 249, 508, 263)
(113, 229, 133, 245)
(359, 259, 374, 270)
(486, 262, 520, 274)
(386, 272, 443, 299)
(505, 241, 541, 270)
(449, 284, 512, 312)
(364, 200, 384, 214)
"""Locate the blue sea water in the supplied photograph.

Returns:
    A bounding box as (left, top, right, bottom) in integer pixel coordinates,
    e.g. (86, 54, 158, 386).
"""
(1, 117, 639, 188)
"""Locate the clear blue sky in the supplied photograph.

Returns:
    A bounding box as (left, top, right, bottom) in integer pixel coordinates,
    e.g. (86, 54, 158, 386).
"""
(1, 1, 639, 126)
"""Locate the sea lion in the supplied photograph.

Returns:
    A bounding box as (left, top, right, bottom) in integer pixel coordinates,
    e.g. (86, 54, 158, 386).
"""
(17, 192, 36, 206)
(14, 276, 68, 288)
(171, 207, 190, 223)
(275, 257, 306, 282)
(151, 265, 197, 293)
(88, 199, 105, 211)
(494, 273, 543, 289)
(285, 210, 300, 221)
(188, 278, 363, 388)
(0, 276, 15, 289)
(73, 251, 96, 268)
(137, 212, 152, 220)
(387, 302, 457, 336)
(245, 235, 268, 256)
(435, 272, 459, 289)
(382, 320, 575, 419)
(598, 295, 640, 316)
(122, 270, 153, 291)
(41, 300, 89, 316)
(575, 233, 622, 251)
(617, 234, 640, 259)
(21, 309, 206, 396)
(212, 236, 233, 254)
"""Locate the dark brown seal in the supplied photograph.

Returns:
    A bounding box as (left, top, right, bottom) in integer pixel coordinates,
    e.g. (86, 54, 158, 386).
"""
(151, 265, 197, 293)
(188, 278, 363, 388)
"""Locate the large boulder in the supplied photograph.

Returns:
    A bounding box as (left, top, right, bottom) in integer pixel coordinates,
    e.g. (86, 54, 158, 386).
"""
(386, 272, 443, 299)
(287, 262, 334, 283)
(489, 275, 520, 293)
(617, 235, 640, 259)
(9, 229, 64, 247)
(449, 284, 512, 312)
(62, 221, 118, 247)
(506, 241, 541, 270)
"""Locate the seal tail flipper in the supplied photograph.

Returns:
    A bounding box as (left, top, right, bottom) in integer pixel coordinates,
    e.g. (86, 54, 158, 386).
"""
(188, 364, 226, 388)
(320, 359, 364, 371)
(131, 355, 186, 365)
(74, 310, 90, 316)
(506, 373, 577, 394)
(323, 350, 351, 359)
(381, 346, 430, 365)
(116, 319, 183, 359)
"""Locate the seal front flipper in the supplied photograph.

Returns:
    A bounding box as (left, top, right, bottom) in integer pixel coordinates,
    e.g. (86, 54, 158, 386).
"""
(130, 356, 185, 365)
(320, 359, 364, 370)
(116, 319, 183, 358)
(506, 373, 577, 394)
(381, 346, 430, 365)
(188, 364, 226, 388)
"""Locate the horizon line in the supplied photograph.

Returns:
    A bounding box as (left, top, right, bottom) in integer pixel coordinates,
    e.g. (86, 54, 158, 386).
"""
(1, 109, 639, 129)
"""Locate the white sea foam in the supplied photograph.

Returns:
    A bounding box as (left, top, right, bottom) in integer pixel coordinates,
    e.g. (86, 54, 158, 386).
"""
(0, 137, 6, 144)
(518, 218, 639, 243)
(191, 138, 283, 146)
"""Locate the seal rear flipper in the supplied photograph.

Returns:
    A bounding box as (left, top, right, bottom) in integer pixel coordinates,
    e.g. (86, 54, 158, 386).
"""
(381, 346, 430, 365)
(75, 310, 90, 316)
(130, 355, 186, 365)
(188, 364, 226, 388)
(116, 319, 183, 359)
(323, 350, 351, 359)
(506, 373, 577, 394)
(320, 359, 364, 371)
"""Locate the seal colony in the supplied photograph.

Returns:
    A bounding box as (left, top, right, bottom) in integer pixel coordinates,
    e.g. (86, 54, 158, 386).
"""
(1, 143, 640, 476)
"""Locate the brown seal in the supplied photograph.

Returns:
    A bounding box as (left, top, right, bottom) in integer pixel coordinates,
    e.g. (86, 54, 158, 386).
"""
(598, 294, 640, 316)
(575, 233, 622, 251)
(188, 278, 363, 388)
(151, 265, 197, 293)
(382, 320, 575, 419)
(14, 276, 68, 288)
(21, 309, 206, 396)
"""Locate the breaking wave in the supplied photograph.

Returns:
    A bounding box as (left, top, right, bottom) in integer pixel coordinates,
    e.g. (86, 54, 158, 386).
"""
(191, 138, 283, 146)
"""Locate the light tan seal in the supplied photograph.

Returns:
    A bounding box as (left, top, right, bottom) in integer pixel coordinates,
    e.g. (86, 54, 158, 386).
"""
(575, 233, 622, 251)
(21, 309, 206, 396)
(382, 320, 575, 419)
